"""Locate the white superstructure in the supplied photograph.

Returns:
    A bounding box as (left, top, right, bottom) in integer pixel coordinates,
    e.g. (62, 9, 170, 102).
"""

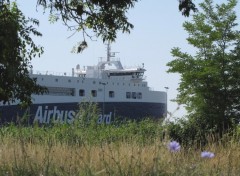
(31, 44, 166, 105)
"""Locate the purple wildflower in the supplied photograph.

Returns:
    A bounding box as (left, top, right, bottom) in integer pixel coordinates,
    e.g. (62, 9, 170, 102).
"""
(168, 141, 181, 152)
(201, 151, 215, 158)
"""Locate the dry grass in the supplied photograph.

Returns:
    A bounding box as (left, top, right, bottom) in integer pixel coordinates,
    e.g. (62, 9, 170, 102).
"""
(1, 136, 240, 175)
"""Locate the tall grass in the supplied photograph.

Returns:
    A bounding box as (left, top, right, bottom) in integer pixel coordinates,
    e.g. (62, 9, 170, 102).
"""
(0, 120, 240, 175)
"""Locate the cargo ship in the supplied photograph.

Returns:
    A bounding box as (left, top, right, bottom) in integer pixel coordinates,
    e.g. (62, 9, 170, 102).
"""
(0, 44, 167, 125)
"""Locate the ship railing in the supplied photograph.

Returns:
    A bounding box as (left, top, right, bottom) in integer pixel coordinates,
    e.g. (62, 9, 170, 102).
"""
(123, 64, 145, 70)
(31, 70, 73, 77)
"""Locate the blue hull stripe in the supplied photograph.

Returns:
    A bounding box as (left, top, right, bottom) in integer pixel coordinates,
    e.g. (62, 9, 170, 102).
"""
(0, 102, 166, 125)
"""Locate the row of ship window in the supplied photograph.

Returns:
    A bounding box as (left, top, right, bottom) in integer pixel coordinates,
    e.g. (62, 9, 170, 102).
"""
(40, 78, 146, 87)
(78, 90, 142, 99)
(46, 87, 142, 99)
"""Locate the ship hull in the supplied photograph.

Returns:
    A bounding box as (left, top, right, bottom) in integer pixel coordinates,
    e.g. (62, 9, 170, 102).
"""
(0, 102, 166, 125)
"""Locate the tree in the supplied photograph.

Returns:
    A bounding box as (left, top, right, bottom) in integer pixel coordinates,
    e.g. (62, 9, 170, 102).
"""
(167, 0, 240, 135)
(0, 2, 46, 107)
(37, 0, 197, 52)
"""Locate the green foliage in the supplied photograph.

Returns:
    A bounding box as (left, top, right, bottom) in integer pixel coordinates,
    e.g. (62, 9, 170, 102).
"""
(167, 0, 240, 137)
(38, 0, 138, 49)
(0, 117, 164, 147)
(0, 2, 46, 106)
(1, 120, 240, 175)
(74, 101, 100, 128)
(37, 0, 197, 52)
(179, 0, 197, 17)
(166, 117, 214, 146)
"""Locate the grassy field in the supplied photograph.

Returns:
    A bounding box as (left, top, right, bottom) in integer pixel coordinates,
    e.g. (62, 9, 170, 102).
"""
(0, 120, 240, 175)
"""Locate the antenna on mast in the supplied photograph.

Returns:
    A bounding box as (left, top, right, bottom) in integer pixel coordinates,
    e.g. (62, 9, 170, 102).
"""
(106, 41, 118, 61)
(107, 41, 111, 62)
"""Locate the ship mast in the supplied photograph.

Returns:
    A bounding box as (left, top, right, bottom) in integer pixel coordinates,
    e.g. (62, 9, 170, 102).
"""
(107, 41, 111, 62)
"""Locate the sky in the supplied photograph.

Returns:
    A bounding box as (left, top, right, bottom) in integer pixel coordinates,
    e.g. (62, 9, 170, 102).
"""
(17, 0, 240, 120)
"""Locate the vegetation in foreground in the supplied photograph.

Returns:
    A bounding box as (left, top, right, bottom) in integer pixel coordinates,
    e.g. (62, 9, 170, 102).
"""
(0, 118, 240, 176)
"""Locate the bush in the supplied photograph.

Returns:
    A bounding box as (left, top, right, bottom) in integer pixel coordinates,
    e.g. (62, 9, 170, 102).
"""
(166, 117, 213, 147)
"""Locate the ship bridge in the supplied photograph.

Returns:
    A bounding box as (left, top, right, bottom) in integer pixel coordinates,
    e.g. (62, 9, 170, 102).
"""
(73, 43, 146, 82)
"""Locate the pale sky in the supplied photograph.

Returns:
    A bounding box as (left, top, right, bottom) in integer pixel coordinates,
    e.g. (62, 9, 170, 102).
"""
(18, 0, 240, 120)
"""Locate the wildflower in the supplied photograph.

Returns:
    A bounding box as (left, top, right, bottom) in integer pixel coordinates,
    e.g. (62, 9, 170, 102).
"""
(168, 141, 181, 152)
(201, 151, 215, 158)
